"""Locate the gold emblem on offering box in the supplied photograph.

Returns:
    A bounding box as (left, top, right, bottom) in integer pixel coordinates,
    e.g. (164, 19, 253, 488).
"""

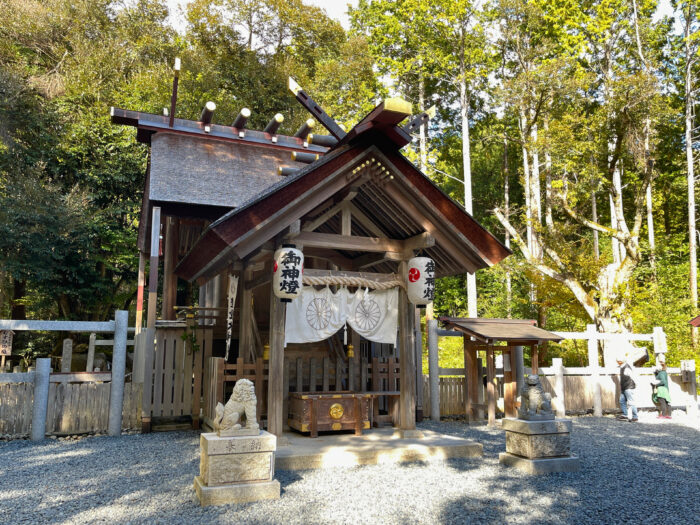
(329, 403, 344, 419)
(331, 422, 342, 431)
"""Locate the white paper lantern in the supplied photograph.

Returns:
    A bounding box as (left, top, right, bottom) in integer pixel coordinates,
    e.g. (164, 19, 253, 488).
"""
(407, 257, 435, 306)
(273, 245, 304, 302)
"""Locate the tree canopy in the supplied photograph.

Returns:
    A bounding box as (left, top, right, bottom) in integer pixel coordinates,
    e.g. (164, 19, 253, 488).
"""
(0, 0, 698, 368)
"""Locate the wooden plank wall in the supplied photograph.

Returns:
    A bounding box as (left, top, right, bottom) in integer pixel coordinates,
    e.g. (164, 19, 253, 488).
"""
(149, 327, 212, 419)
(0, 381, 142, 438)
(422, 368, 693, 417)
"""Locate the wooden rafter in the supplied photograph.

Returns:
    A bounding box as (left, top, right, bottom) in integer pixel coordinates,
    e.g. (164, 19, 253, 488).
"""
(286, 231, 434, 254)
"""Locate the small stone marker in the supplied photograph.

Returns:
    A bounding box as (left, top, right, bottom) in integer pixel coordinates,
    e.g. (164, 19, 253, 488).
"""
(0, 330, 13, 370)
(194, 379, 280, 506)
(61, 338, 72, 373)
(499, 374, 580, 474)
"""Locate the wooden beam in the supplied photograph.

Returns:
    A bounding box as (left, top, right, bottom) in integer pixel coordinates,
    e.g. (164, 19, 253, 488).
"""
(245, 272, 271, 291)
(288, 77, 346, 140)
(290, 232, 404, 253)
(403, 232, 435, 253)
(347, 203, 385, 238)
(352, 251, 402, 270)
(302, 201, 344, 232)
(304, 269, 399, 282)
(303, 248, 353, 268)
(341, 204, 351, 236)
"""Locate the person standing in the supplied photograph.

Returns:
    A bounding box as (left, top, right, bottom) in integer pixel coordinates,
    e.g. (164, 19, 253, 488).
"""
(651, 360, 672, 419)
(616, 355, 638, 422)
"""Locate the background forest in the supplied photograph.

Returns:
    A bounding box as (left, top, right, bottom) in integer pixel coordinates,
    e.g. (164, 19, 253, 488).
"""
(0, 0, 699, 369)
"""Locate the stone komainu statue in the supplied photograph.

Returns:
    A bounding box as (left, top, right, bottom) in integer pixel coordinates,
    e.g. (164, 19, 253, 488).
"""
(213, 378, 260, 435)
(518, 374, 554, 420)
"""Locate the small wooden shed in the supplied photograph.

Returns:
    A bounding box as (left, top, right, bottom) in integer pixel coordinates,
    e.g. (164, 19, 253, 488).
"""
(439, 317, 562, 426)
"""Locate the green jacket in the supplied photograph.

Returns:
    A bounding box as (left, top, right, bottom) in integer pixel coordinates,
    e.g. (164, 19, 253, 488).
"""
(652, 370, 671, 403)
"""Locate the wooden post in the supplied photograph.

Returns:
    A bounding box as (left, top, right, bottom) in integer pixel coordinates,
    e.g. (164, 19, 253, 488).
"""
(587, 323, 603, 417)
(162, 217, 179, 320)
(477, 356, 484, 419)
(86, 333, 96, 372)
(398, 261, 418, 434)
(427, 318, 440, 421)
(267, 273, 287, 439)
(239, 264, 254, 362)
(143, 206, 161, 432)
(552, 357, 566, 418)
(503, 346, 516, 418)
(486, 346, 496, 426)
(464, 338, 479, 422)
(135, 251, 146, 335)
(414, 307, 423, 421)
(61, 339, 72, 373)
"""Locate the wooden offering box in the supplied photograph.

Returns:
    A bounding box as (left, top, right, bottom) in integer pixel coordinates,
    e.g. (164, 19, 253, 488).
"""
(288, 391, 371, 438)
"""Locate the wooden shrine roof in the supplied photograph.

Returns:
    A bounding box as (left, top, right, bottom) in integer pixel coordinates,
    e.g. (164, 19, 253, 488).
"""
(175, 132, 511, 281)
(439, 317, 563, 345)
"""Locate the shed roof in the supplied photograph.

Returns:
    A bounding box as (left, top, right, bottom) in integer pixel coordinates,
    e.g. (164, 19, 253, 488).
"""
(439, 317, 563, 345)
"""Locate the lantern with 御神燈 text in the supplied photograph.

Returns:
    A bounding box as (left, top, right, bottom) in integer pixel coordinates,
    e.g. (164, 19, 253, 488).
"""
(273, 245, 304, 302)
(406, 257, 435, 307)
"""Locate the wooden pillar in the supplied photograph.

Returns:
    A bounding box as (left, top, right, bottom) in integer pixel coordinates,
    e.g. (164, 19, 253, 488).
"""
(239, 264, 254, 362)
(427, 316, 440, 421)
(486, 346, 496, 426)
(464, 338, 479, 422)
(267, 275, 287, 439)
(135, 251, 146, 335)
(162, 216, 179, 320)
(398, 261, 417, 433)
(414, 307, 423, 421)
(514, 345, 525, 396)
(504, 345, 516, 418)
(142, 206, 161, 433)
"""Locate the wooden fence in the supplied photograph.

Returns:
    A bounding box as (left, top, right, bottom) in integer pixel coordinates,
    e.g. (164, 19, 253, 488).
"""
(133, 325, 213, 425)
(421, 365, 695, 418)
(0, 372, 141, 438)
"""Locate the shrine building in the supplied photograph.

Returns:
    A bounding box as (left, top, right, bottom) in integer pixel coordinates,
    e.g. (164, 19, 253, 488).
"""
(111, 73, 511, 439)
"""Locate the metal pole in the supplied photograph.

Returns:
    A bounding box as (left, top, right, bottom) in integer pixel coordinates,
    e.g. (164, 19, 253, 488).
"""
(31, 358, 51, 441)
(108, 310, 129, 436)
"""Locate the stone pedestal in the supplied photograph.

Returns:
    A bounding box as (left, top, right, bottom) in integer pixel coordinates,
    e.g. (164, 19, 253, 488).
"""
(194, 431, 281, 506)
(499, 418, 580, 474)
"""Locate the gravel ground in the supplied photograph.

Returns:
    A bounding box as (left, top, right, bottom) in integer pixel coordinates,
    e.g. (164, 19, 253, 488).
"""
(1, 411, 698, 525)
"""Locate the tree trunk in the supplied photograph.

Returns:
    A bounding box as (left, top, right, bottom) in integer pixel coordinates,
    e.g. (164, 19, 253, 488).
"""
(419, 76, 427, 172)
(685, 5, 698, 345)
(460, 37, 477, 318)
(504, 132, 512, 318)
(11, 279, 26, 320)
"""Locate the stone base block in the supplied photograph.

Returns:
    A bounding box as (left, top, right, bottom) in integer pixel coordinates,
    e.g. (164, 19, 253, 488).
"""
(194, 476, 280, 506)
(393, 429, 425, 439)
(499, 453, 580, 474)
(506, 431, 570, 458)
